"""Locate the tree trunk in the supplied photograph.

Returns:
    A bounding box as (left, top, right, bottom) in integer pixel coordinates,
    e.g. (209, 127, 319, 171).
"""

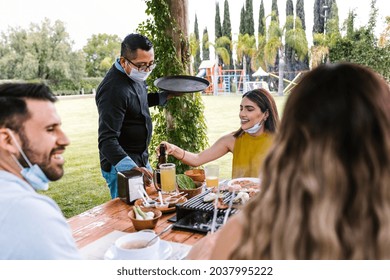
(278, 51, 285, 96)
(167, 0, 189, 70)
(165, 0, 189, 130)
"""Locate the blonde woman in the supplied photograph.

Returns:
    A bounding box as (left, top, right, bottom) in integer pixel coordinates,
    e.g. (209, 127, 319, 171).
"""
(189, 63, 390, 259)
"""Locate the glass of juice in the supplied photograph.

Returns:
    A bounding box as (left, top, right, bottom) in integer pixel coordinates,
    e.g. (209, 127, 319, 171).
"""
(160, 163, 176, 194)
(205, 164, 219, 188)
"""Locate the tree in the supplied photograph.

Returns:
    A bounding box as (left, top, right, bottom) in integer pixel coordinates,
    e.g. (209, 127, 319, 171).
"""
(378, 16, 390, 47)
(202, 27, 210, 60)
(0, 18, 85, 89)
(296, 0, 306, 30)
(83, 33, 121, 77)
(265, 15, 308, 95)
(313, 0, 325, 35)
(193, 14, 201, 72)
(258, 0, 265, 36)
(346, 10, 356, 39)
(239, 6, 246, 35)
(271, 0, 279, 23)
(138, 0, 207, 174)
(284, 0, 294, 80)
(311, 0, 341, 66)
(236, 33, 256, 79)
(268, 0, 281, 87)
(213, 36, 232, 67)
(254, 0, 267, 73)
(329, 0, 390, 81)
(215, 2, 222, 40)
(245, 0, 255, 36)
(296, 0, 309, 70)
(222, 0, 233, 69)
(325, 1, 340, 38)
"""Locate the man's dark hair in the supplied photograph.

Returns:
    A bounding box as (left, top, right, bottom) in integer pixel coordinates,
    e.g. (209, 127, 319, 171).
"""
(121, 33, 153, 59)
(0, 83, 57, 131)
(0, 83, 57, 102)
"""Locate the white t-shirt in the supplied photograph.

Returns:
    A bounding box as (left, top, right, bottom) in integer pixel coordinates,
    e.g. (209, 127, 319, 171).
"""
(0, 170, 81, 259)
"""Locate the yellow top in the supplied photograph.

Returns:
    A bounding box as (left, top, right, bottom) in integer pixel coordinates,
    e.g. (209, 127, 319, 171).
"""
(232, 132, 274, 178)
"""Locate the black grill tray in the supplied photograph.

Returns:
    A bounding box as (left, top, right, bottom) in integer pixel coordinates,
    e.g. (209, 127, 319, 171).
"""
(173, 189, 237, 233)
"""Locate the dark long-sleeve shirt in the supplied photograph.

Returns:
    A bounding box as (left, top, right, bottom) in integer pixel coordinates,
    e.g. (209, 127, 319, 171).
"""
(96, 63, 164, 172)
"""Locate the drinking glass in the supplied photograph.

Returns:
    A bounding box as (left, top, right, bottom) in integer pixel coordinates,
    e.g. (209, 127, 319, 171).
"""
(205, 164, 219, 188)
(159, 163, 176, 194)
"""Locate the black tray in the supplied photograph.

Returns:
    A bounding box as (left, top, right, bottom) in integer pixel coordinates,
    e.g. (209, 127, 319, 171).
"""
(173, 211, 225, 233)
(154, 75, 209, 93)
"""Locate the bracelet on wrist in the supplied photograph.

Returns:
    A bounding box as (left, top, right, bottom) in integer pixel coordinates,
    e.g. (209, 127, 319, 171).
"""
(179, 149, 186, 161)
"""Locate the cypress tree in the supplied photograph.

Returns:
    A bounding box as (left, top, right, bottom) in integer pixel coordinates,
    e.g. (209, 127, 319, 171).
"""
(245, 0, 255, 36)
(202, 27, 210, 60)
(194, 14, 201, 72)
(326, 1, 340, 36)
(222, 0, 233, 69)
(296, 0, 306, 30)
(239, 5, 246, 35)
(258, 0, 265, 36)
(313, 0, 325, 34)
(285, 0, 294, 80)
(222, 0, 232, 39)
(296, 0, 309, 70)
(215, 3, 222, 39)
(271, 0, 279, 22)
(346, 10, 355, 39)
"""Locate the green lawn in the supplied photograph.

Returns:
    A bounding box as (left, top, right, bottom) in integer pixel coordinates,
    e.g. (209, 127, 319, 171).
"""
(46, 93, 288, 218)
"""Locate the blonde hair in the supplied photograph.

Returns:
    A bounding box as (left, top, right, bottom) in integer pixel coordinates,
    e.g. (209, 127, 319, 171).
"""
(230, 63, 390, 259)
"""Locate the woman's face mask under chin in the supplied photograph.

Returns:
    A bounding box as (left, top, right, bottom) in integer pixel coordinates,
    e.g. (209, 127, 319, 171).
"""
(244, 121, 263, 134)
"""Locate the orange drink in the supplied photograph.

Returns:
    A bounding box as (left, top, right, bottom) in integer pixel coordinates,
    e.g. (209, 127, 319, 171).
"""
(206, 176, 219, 188)
(160, 163, 176, 193)
(205, 164, 219, 188)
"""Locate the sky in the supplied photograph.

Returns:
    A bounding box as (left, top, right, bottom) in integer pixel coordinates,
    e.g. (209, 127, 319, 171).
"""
(0, 0, 388, 52)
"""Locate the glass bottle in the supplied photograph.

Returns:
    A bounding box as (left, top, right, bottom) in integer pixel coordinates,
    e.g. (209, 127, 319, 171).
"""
(154, 144, 166, 190)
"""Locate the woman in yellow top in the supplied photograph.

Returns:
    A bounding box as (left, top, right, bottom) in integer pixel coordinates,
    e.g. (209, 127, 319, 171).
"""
(158, 88, 279, 178)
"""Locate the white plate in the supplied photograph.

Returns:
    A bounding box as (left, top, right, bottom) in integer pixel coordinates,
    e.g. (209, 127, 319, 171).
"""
(227, 177, 260, 187)
(104, 240, 173, 260)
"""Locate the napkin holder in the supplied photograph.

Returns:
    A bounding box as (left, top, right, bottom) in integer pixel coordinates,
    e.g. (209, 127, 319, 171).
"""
(117, 170, 144, 204)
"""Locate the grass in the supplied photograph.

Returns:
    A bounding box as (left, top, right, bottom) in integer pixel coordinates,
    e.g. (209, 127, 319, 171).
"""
(46, 93, 288, 218)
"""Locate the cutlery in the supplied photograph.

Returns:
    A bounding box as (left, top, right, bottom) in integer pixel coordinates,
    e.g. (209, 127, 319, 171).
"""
(210, 185, 221, 233)
(138, 190, 152, 207)
(145, 224, 174, 247)
(140, 187, 156, 204)
(223, 191, 235, 225)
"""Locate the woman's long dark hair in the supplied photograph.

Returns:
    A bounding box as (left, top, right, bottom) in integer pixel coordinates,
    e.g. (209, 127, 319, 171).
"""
(233, 88, 279, 138)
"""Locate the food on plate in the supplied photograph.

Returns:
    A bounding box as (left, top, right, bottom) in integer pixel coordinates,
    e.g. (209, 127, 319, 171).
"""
(233, 192, 250, 204)
(230, 179, 260, 189)
(176, 174, 197, 190)
(134, 206, 155, 220)
(222, 177, 261, 193)
(203, 192, 224, 203)
(203, 192, 217, 202)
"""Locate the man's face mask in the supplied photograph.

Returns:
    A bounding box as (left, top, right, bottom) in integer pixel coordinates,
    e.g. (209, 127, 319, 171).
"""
(127, 67, 152, 82)
(7, 129, 50, 191)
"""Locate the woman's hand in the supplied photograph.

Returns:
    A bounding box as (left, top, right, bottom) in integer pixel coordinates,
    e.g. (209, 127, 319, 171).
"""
(156, 141, 180, 158)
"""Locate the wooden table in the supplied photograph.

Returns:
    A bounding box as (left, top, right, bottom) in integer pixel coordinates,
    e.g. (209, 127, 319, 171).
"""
(68, 198, 205, 249)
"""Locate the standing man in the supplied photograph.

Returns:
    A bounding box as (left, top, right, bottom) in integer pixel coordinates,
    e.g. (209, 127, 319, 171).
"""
(96, 33, 168, 199)
(0, 83, 80, 259)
